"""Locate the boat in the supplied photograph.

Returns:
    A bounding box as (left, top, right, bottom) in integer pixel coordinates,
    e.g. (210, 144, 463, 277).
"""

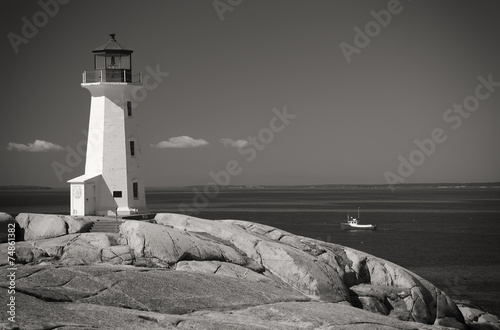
(341, 208, 376, 231)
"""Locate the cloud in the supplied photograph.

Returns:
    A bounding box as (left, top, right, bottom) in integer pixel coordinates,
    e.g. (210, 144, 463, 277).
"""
(6, 140, 64, 152)
(150, 136, 209, 149)
(220, 138, 248, 148)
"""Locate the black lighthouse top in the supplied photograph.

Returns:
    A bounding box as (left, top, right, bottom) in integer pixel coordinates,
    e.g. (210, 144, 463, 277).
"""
(93, 34, 132, 71)
(93, 34, 133, 53)
(83, 34, 139, 83)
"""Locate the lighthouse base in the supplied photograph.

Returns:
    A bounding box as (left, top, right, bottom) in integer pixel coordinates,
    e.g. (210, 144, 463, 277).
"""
(68, 174, 148, 217)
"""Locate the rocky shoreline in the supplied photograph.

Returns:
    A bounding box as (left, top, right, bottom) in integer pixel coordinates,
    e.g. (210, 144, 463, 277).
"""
(1, 212, 499, 329)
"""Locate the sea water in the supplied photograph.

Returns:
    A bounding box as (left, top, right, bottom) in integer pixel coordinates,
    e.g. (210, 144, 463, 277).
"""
(1, 187, 499, 314)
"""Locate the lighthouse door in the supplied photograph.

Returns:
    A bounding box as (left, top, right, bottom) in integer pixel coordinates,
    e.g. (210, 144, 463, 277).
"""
(85, 183, 96, 215)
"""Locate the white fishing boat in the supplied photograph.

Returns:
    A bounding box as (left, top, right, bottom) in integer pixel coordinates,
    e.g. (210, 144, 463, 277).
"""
(341, 208, 376, 231)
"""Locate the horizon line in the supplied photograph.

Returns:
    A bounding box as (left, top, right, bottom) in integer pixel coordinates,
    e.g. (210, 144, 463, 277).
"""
(2, 181, 500, 190)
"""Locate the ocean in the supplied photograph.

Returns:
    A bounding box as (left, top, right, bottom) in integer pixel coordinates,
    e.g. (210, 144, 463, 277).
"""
(1, 186, 499, 315)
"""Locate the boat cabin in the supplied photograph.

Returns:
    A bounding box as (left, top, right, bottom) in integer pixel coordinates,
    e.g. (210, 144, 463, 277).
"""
(348, 217, 359, 225)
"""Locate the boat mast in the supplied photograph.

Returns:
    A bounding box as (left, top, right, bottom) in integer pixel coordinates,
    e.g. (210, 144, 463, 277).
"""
(358, 207, 360, 219)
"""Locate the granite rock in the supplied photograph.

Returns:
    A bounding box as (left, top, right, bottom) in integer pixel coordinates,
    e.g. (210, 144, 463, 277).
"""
(119, 220, 247, 266)
(155, 213, 466, 328)
(16, 213, 68, 241)
(102, 245, 135, 265)
(14, 213, 93, 241)
(156, 214, 351, 302)
(0, 212, 477, 329)
(0, 270, 463, 330)
(459, 306, 485, 322)
(0, 212, 15, 243)
(62, 216, 93, 234)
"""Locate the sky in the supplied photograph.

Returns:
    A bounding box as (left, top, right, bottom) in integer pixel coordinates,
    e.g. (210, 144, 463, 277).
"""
(1, 0, 499, 188)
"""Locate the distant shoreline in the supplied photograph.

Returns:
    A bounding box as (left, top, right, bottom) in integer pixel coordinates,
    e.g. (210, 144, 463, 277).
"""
(2, 182, 500, 191)
(160, 182, 500, 190)
(0, 185, 53, 190)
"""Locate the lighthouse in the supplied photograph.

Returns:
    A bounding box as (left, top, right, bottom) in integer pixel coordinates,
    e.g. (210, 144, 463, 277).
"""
(68, 34, 148, 216)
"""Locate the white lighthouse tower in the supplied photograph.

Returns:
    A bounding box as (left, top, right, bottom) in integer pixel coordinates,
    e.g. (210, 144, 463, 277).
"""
(68, 34, 147, 216)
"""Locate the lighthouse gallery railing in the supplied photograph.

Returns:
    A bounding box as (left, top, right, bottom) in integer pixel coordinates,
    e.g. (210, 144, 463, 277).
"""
(82, 70, 142, 84)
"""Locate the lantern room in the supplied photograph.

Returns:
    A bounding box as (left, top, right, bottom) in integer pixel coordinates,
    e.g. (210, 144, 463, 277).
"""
(82, 34, 140, 84)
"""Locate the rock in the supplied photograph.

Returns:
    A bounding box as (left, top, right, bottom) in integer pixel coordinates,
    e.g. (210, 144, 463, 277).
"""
(224, 301, 447, 330)
(155, 213, 466, 328)
(15, 245, 47, 264)
(350, 284, 411, 302)
(478, 313, 500, 325)
(0, 263, 459, 330)
(0, 212, 15, 243)
(0, 233, 115, 266)
(434, 316, 468, 330)
(459, 306, 485, 322)
(0, 212, 13, 220)
(59, 233, 113, 265)
(0, 264, 307, 313)
(346, 248, 463, 326)
(32, 234, 77, 258)
(467, 322, 500, 330)
(294, 237, 464, 326)
(26, 233, 116, 265)
(119, 220, 247, 266)
(343, 248, 370, 285)
(14, 213, 94, 242)
(349, 284, 411, 318)
(101, 245, 135, 265)
(0, 243, 13, 267)
(356, 296, 390, 315)
(63, 216, 93, 234)
(0, 241, 47, 265)
(155, 214, 351, 303)
(255, 238, 350, 302)
(16, 213, 67, 241)
(0, 212, 470, 329)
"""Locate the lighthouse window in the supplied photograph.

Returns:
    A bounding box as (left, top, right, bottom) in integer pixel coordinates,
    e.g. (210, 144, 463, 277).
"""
(113, 191, 122, 198)
(133, 182, 139, 199)
(130, 141, 135, 157)
(121, 54, 131, 70)
(106, 54, 120, 69)
(127, 101, 132, 117)
(95, 54, 105, 70)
